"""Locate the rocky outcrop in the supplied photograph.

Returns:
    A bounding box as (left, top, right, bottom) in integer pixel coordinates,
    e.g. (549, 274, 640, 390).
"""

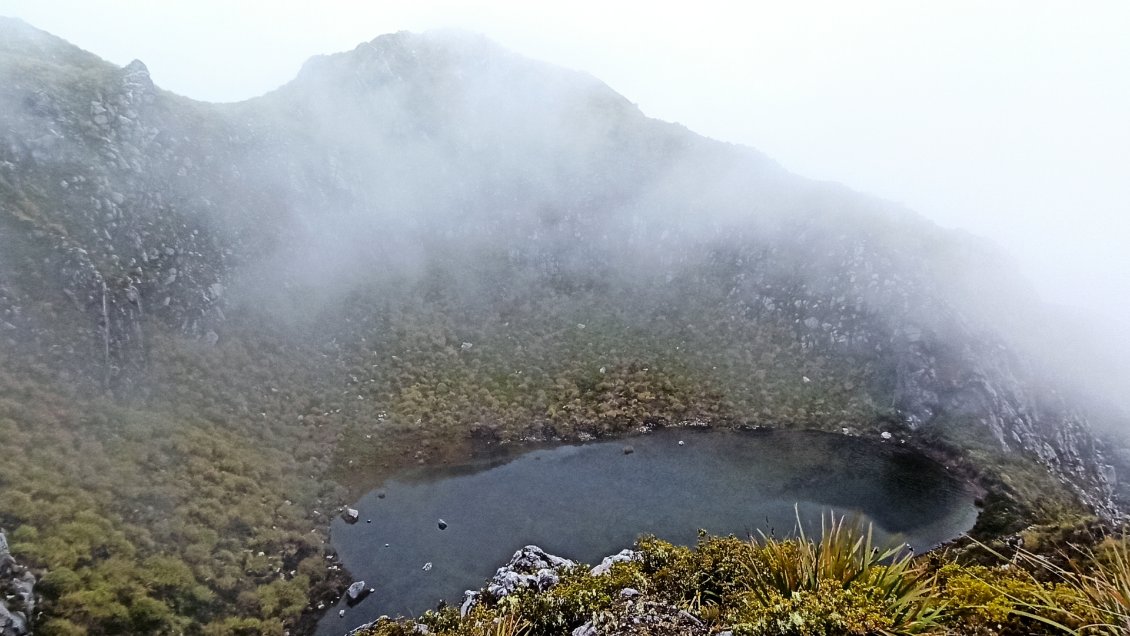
(484, 545, 575, 598)
(456, 545, 576, 617)
(458, 546, 702, 636)
(346, 545, 586, 635)
(0, 531, 35, 636)
(892, 328, 1116, 516)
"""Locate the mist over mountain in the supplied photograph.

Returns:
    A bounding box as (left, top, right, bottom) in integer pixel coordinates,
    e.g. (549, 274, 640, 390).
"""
(0, 17, 1127, 636)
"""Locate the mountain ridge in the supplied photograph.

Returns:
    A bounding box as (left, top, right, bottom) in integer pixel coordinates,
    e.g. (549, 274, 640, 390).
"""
(0, 22, 1125, 635)
(0, 17, 1117, 516)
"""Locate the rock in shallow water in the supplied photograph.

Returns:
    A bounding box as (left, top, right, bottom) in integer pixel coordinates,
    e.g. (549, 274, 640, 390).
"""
(346, 580, 368, 600)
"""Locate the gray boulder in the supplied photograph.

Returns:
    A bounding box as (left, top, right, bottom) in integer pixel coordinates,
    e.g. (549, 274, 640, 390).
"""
(482, 545, 574, 600)
(590, 549, 637, 576)
(0, 605, 29, 636)
(345, 580, 371, 604)
(0, 531, 33, 636)
(346, 580, 366, 599)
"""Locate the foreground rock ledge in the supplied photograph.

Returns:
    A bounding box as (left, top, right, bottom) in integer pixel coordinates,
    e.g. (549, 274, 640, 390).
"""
(348, 545, 650, 635)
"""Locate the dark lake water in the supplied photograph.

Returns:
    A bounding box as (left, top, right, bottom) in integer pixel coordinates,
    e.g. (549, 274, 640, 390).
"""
(316, 428, 978, 635)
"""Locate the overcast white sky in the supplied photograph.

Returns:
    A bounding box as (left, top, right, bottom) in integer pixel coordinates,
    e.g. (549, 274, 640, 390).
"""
(3, 0, 1129, 330)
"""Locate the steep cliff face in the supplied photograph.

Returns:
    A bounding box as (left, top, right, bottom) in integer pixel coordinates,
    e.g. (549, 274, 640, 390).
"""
(0, 20, 1118, 513)
(891, 329, 1115, 515)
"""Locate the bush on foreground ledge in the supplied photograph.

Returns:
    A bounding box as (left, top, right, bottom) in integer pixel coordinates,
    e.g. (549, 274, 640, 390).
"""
(355, 514, 1130, 636)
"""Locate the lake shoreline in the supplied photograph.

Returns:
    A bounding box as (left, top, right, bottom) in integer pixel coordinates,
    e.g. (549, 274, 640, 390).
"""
(315, 427, 978, 635)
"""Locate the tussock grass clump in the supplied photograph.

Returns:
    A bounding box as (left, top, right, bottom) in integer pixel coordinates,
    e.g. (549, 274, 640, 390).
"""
(969, 534, 1130, 635)
(730, 513, 942, 635)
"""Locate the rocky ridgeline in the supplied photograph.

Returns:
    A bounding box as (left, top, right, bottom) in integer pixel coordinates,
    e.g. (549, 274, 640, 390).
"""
(0, 531, 35, 636)
(0, 35, 248, 389)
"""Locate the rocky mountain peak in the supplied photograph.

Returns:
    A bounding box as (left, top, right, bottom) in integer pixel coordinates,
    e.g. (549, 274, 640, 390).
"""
(282, 28, 636, 134)
(121, 58, 152, 93)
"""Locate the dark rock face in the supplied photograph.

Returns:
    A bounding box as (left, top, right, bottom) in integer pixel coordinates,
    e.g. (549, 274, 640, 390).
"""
(0, 531, 35, 636)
